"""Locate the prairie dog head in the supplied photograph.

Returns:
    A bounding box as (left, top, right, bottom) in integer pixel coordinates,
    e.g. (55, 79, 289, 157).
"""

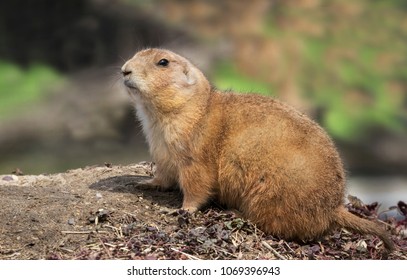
(121, 48, 211, 113)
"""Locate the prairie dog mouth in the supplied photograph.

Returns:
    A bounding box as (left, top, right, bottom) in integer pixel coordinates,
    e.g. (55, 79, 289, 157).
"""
(121, 67, 139, 90)
(124, 79, 137, 89)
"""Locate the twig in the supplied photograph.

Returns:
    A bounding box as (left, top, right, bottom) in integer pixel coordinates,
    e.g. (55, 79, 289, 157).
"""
(261, 241, 286, 260)
(59, 248, 74, 253)
(376, 219, 396, 229)
(61, 230, 109, 234)
(123, 211, 138, 218)
(104, 243, 117, 248)
(103, 224, 123, 238)
(0, 248, 22, 254)
(284, 241, 296, 254)
(212, 244, 237, 258)
(98, 235, 112, 259)
(61, 231, 92, 234)
(103, 225, 117, 230)
(170, 248, 202, 260)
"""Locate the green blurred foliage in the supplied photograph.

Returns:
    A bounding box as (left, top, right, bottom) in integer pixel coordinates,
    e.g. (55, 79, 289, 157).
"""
(213, 61, 273, 95)
(301, 4, 406, 140)
(0, 62, 63, 119)
(300, 34, 406, 140)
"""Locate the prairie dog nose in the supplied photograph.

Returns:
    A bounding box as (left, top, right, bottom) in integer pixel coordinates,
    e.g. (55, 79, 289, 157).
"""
(121, 64, 132, 77)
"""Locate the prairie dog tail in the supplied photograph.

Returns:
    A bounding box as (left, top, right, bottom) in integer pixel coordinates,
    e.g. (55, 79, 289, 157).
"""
(335, 206, 394, 251)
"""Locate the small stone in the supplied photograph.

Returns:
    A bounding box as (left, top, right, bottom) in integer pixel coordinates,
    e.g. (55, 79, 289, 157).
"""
(146, 226, 157, 232)
(96, 192, 103, 199)
(12, 168, 24, 175)
(378, 208, 405, 222)
(2, 175, 18, 182)
(356, 240, 367, 252)
(94, 209, 110, 223)
(143, 248, 152, 254)
(399, 229, 407, 238)
(68, 218, 75, 225)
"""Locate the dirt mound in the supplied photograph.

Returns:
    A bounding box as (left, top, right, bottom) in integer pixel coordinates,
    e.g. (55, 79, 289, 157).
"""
(0, 163, 406, 260)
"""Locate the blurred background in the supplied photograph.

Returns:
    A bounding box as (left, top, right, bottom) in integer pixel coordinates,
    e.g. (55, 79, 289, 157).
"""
(0, 0, 406, 208)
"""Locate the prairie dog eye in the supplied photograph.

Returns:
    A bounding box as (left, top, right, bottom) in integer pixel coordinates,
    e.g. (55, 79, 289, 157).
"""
(157, 59, 169, 67)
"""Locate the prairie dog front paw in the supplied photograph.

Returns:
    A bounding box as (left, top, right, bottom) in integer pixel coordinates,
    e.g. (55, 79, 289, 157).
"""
(137, 177, 176, 191)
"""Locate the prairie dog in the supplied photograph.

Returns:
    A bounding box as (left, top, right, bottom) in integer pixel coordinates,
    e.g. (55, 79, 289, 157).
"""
(121, 48, 394, 251)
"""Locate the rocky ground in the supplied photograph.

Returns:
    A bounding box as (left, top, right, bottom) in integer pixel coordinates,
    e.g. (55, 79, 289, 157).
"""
(0, 163, 406, 260)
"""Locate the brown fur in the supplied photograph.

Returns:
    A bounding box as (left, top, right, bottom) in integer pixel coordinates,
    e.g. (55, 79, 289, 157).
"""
(121, 48, 394, 251)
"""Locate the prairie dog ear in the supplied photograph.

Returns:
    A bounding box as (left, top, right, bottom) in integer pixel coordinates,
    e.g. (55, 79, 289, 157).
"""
(183, 66, 197, 86)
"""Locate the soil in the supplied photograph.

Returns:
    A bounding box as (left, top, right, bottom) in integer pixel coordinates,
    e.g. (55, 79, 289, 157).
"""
(0, 163, 406, 260)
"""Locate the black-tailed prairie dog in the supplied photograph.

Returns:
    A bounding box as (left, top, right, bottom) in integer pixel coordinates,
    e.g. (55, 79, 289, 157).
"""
(121, 48, 394, 251)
